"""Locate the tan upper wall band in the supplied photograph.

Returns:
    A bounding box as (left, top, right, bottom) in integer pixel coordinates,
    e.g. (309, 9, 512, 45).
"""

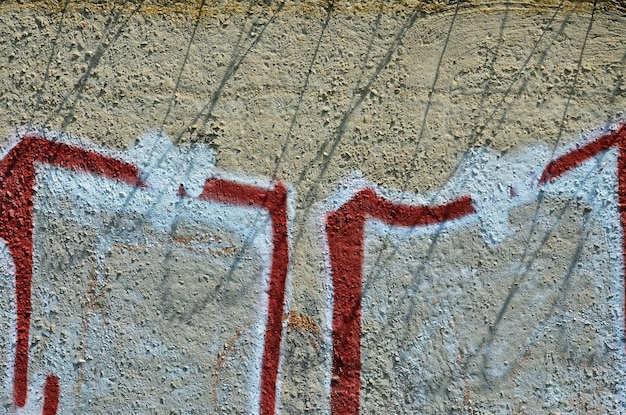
(0, 0, 622, 19)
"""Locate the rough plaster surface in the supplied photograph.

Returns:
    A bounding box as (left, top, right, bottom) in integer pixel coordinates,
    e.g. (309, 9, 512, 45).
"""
(0, 1, 624, 413)
(31, 167, 271, 414)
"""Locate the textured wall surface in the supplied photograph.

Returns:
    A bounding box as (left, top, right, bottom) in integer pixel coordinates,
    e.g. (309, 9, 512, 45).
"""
(0, 1, 624, 413)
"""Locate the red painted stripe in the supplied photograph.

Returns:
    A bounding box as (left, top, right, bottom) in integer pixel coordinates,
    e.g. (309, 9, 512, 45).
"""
(539, 125, 626, 185)
(539, 124, 626, 350)
(42, 374, 60, 415)
(326, 189, 475, 415)
(0, 135, 144, 408)
(199, 178, 289, 415)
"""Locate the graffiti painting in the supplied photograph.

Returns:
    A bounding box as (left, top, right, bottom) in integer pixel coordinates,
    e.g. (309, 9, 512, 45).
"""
(322, 123, 626, 414)
(0, 131, 291, 414)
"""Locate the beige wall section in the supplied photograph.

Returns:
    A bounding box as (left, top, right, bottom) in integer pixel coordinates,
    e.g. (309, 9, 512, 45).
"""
(0, 1, 625, 413)
(0, 2, 623, 189)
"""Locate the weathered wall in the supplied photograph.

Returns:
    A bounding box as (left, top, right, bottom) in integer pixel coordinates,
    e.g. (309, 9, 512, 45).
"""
(0, 1, 625, 413)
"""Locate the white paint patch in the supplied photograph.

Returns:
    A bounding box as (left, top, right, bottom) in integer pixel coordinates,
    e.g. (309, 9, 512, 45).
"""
(0, 131, 289, 414)
(319, 125, 626, 413)
(1, 125, 624, 413)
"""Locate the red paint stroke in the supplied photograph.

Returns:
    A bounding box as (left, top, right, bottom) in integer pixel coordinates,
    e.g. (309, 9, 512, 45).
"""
(198, 178, 288, 415)
(325, 188, 475, 414)
(42, 374, 59, 415)
(539, 125, 626, 185)
(539, 124, 626, 334)
(0, 135, 145, 408)
(0, 134, 288, 413)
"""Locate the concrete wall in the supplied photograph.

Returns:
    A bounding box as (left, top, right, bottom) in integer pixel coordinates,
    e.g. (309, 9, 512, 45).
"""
(0, 1, 624, 413)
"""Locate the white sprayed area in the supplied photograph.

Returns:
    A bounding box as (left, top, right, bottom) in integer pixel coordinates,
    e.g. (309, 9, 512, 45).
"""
(0, 240, 17, 412)
(319, 125, 626, 413)
(445, 144, 549, 244)
(538, 133, 626, 410)
(321, 124, 623, 245)
(2, 131, 284, 414)
(0, 124, 624, 412)
(0, 237, 61, 415)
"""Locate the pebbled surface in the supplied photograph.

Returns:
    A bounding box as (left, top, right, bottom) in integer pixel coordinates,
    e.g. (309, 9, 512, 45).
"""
(0, 1, 624, 413)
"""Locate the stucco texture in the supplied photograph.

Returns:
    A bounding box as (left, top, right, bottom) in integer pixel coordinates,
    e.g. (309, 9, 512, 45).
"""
(0, 1, 624, 413)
